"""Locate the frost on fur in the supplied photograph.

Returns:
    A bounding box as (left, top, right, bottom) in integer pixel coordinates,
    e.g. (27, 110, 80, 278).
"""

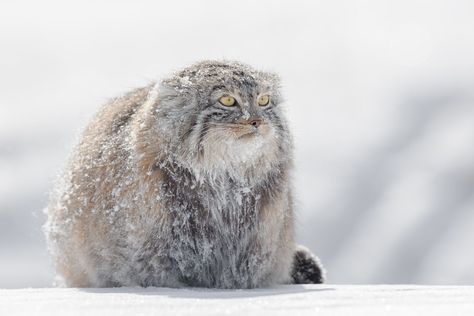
(44, 60, 323, 289)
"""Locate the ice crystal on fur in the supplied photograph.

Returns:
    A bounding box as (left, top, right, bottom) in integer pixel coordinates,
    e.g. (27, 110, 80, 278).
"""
(44, 60, 324, 288)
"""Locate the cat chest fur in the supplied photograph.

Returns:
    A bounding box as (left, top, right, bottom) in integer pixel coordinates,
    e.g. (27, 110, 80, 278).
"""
(145, 167, 281, 288)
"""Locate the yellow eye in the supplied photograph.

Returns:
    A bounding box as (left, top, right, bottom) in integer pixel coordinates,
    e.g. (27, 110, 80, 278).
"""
(257, 95, 270, 106)
(219, 96, 236, 106)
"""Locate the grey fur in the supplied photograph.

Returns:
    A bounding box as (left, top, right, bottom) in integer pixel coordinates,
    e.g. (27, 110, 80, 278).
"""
(44, 60, 323, 288)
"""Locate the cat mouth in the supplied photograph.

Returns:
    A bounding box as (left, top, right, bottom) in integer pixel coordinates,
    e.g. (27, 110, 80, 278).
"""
(205, 122, 269, 140)
(232, 124, 266, 140)
(236, 128, 260, 139)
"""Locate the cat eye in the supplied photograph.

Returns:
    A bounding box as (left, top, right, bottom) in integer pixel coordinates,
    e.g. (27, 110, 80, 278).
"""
(257, 95, 270, 106)
(219, 96, 236, 107)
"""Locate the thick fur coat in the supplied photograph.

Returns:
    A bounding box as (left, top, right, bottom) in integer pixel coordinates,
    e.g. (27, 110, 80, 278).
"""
(45, 61, 324, 288)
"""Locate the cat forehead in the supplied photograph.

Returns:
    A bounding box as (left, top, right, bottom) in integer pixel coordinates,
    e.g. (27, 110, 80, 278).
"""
(163, 61, 280, 93)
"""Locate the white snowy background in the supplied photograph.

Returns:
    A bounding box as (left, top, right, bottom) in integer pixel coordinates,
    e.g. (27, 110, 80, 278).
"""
(1, 0, 474, 289)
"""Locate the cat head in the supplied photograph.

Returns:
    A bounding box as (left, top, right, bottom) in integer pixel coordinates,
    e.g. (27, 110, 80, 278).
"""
(146, 60, 293, 183)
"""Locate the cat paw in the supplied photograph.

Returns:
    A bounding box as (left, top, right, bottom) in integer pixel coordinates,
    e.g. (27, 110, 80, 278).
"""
(291, 245, 325, 284)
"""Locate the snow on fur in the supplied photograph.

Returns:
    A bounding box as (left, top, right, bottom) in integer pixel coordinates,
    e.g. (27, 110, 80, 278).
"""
(44, 61, 322, 288)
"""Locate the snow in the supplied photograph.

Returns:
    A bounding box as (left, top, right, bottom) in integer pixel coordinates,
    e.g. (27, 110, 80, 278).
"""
(1, 285, 474, 316)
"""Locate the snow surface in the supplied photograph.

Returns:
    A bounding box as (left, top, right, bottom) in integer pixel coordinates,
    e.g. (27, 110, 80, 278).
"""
(1, 285, 474, 316)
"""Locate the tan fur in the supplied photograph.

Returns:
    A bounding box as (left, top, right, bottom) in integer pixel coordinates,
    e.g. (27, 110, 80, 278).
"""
(44, 61, 314, 288)
(47, 86, 156, 286)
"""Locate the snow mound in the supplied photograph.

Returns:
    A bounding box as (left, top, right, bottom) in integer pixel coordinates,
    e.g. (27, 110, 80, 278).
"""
(1, 285, 474, 316)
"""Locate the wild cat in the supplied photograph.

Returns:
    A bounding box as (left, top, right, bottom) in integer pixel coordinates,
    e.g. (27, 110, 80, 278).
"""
(44, 60, 324, 288)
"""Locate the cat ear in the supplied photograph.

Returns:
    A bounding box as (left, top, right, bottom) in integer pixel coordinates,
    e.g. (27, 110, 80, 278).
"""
(157, 81, 197, 111)
(257, 71, 283, 104)
(259, 70, 281, 89)
(157, 80, 180, 99)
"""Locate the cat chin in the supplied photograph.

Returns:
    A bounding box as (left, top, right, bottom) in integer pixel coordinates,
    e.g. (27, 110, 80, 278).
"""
(190, 138, 278, 184)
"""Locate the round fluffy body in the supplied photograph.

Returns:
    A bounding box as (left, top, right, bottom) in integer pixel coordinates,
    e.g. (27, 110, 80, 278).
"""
(45, 60, 317, 288)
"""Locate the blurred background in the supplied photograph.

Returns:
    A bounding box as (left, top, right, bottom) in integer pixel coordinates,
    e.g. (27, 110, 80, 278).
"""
(1, 0, 474, 288)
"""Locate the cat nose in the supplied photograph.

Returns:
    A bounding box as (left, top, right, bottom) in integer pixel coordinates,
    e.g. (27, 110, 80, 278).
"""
(248, 118, 263, 128)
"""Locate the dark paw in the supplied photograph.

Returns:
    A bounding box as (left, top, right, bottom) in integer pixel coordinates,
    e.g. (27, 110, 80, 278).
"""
(291, 245, 325, 284)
